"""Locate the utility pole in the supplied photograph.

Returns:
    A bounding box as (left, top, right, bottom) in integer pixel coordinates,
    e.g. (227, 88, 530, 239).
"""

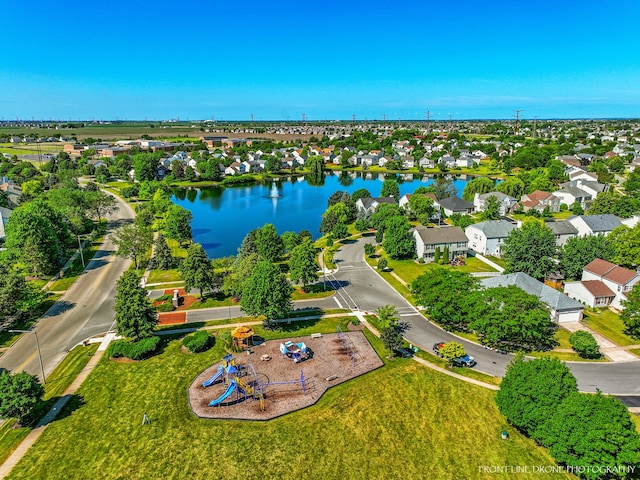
(382, 114, 387, 122)
(425, 110, 432, 134)
(302, 113, 307, 126)
(9, 330, 45, 384)
(250, 114, 254, 126)
(352, 114, 356, 126)
(513, 109, 523, 136)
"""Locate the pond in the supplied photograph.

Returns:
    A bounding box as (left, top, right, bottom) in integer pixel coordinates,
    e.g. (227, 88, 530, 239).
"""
(172, 171, 472, 258)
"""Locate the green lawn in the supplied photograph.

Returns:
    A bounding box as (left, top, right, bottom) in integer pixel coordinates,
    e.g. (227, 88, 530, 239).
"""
(8, 325, 567, 480)
(0, 344, 98, 465)
(582, 308, 637, 347)
(146, 268, 183, 284)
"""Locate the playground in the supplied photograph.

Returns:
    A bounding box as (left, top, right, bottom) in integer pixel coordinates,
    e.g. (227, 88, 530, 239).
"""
(188, 331, 383, 420)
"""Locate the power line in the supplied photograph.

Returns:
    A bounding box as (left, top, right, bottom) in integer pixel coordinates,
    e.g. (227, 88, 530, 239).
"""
(513, 109, 524, 135)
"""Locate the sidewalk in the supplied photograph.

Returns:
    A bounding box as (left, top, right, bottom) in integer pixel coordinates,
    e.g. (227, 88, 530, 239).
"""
(0, 333, 113, 479)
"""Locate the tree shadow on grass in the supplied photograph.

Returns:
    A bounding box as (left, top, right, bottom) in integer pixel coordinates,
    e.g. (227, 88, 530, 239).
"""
(35, 394, 86, 427)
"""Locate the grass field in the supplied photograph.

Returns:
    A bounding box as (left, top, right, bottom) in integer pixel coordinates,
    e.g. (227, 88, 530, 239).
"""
(582, 308, 637, 347)
(7, 324, 567, 480)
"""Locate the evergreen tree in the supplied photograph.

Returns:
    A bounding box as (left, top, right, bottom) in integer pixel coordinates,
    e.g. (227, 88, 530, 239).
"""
(181, 243, 215, 299)
(114, 270, 157, 340)
(153, 234, 173, 270)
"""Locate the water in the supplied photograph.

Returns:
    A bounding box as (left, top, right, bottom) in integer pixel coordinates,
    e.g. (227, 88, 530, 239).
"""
(172, 172, 471, 258)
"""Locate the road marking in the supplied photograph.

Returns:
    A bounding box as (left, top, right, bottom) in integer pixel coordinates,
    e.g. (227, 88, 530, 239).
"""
(400, 313, 424, 317)
(334, 297, 343, 308)
(14, 349, 37, 373)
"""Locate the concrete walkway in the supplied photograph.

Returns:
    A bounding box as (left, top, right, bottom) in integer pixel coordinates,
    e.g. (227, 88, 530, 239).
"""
(0, 333, 112, 479)
(473, 253, 505, 273)
(561, 322, 637, 362)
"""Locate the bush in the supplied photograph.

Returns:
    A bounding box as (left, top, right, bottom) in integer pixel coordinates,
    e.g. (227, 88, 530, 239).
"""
(377, 258, 388, 271)
(108, 336, 161, 360)
(219, 331, 232, 348)
(569, 330, 600, 358)
(120, 185, 139, 198)
(155, 301, 175, 312)
(183, 330, 213, 353)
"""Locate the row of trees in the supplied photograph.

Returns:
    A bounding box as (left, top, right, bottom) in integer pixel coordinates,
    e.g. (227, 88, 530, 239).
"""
(411, 267, 557, 352)
(497, 357, 640, 479)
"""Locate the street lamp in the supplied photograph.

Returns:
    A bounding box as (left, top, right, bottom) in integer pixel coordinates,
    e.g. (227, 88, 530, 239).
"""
(77, 234, 92, 268)
(9, 329, 45, 385)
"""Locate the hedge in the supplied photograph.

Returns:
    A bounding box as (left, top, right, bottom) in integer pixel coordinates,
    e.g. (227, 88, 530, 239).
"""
(183, 330, 213, 353)
(107, 336, 161, 360)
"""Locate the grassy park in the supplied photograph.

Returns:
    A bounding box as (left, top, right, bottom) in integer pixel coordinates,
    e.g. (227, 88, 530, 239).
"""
(6, 322, 568, 480)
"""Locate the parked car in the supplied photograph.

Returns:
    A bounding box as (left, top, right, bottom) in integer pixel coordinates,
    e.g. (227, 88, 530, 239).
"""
(433, 342, 476, 368)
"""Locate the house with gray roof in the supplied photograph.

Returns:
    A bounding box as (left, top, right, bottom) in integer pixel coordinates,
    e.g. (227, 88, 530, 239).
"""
(465, 220, 516, 257)
(355, 197, 396, 215)
(0, 206, 12, 238)
(552, 186, 592, 210)
(567, 214, 622, 237)
(481, 272, 584, 323)
(436, 196, 475, 216)
(413, 226, 468, 262)
(545, 220, 578, 246)
(473, 192, 518, 216)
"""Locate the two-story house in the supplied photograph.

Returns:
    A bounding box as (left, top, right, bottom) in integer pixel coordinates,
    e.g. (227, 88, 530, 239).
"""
(563, 258, 640, 310)
(465, 220, 516, 257)
(413, 226, 468, 262)
(545, 220, 578, 246)
(567, 214, 622, 237)
(473, 192, 518, 216)
(520, 190, 560, 213)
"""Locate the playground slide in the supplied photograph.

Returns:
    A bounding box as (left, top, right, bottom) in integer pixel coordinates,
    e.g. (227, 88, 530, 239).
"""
(208, 381, 237, 407)
(203, 366, 224, 387)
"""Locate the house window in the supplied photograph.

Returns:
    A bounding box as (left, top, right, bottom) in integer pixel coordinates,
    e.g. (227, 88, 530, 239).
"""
(457, 242, 467, 248)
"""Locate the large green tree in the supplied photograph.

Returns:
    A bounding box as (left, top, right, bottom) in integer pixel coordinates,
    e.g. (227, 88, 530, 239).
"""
(288, 238, 319, 290)
(380, 178, 400, 200)
(537, 392, 640, 478)
(114, 270, 157, 340)
(240, 260, 292, 328)
(0, 371, 44, 425)
(411, 268, 478, 331)
(559, 234, 616, 280)
(181, 243, 215, 299)
(621, 283, 640, 339)
(85, 190, 119, 222)
(479, 194, 501, 221)
(112, 224, 153, 270)
(502, 219, 556, 280)
(223, 253, 259, 299)
(407, 194, 435, 224)
(0, 263, 45, 320)
(152, 234, 173, 270)
(164, 204, 193, 247)
(496, 356, 577, 439)
(496, 176, 525, 199)
(382, 216, 414, 259)
(462, 177, 494, 201)
(370, 203, 403, 234)
(609, 224, 640, 269)
(470, 286, 557, 352)
(255, 223, 285, 262)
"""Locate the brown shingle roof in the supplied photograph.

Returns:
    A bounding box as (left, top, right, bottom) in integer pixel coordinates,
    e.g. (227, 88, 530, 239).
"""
(581, 280, 615, 298)
(584, 258, 638, 285)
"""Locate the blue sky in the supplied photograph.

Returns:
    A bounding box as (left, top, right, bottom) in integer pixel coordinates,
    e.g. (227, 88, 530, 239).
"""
(2, 0, 640, 120)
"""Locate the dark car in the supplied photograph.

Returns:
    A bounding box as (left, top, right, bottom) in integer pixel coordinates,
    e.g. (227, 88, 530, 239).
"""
(433, 342, 476, 368)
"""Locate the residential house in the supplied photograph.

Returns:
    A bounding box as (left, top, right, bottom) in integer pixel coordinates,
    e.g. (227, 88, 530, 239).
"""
(399, 192, 438, 210)
(567, 214, 622, 237)
(545, 220, 578, 246)
(465, 220, 516, 257)
(0, 178, 21, 207)
(436, 196, 475, 216)
(413, 226, 468, 262)
(473, 192, 518, 216)
(564, 258, 640, 310)
(355, 197, 396, 215)
(481, 272, 584, 323)
(0, 206, 12, 238)
(418, 157, 435, 169)
(552, 185, 592, 210)
(520, 190, 560, 213)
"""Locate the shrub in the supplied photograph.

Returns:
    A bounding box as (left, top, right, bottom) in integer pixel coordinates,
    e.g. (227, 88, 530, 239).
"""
(120, 185, 139, 198)
(377, 258, 388, 271)
(108, 336, 161, 360)
(364, 243, 375, 257)
(418, 257, 425, 264)
(155, 301, 175, 312)
(183, 330, 213, 353)
(219, 331, 232, 348)
(569, 330, 600, 358)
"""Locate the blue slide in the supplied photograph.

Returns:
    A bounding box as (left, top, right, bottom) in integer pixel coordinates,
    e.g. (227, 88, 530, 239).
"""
(208, 381, 237, 407)
(203, 366, 224, 387)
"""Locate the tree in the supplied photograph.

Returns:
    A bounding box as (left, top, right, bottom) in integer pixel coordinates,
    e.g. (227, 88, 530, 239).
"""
(380, 178, 400, 200)
(164, 204, 193, 247)
(569, 330, 600, 358)
(320, 202, 349, 234)
(331, 220, 349, 240)
(85, 190, 118, 222)
(4, 204, 63, 276)
(621, 283, 640, 339)
(0, 371, 44, 425)
(181, 243, 215, 299)
(469, 286, 558, 352)
(380, 326, 403, 356)
(0, 263, 46, 319)
(289, 238, 319, 291)
(114, 270, 157, 340)
(537, 392, 640, 478)
(411, 268, 478, 331)
(153, 234, 173, 270)
(448, 213, 474, 229)
(223, 253, 259, 299)
(559, 234, 616, 280)
(408, 194, 435, 224)
(351, 188, 371, 203)
(382, 216, 414, 259)
(570, 201, 584, 215)
(439, 342, 466, 366)
(255, 224, 285, 262)
(609, 224, 640, 268)
(305, 155, 325, 178)
(370, 203, 403, 234)
(429, 176, 457, 200)
(433, 246, 441, 264)
(496, 356, 577, 439)
(240, 260, 292, 328)
(375, 304, 399, 328)
(364, 243, 375, 257)
(496, 176, 525, 199)
(112, 224, 153, 270)
(281, 231, 299, 253)
(502, 219, 556, 280)
(462, 177, 494, 201)
(377, 257, 388, 271)
(237, 229, 259, 260)
(479, 195, 501, 221)
(589, 191, 640, 218)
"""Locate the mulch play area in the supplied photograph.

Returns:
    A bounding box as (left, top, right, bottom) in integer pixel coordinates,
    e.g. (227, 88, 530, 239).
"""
(188, 331, 383, 421)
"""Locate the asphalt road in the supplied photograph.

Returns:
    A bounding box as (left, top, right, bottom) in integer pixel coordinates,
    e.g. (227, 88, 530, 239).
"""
(328, 236, 640, 395)
(0, 192, 134, 381)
